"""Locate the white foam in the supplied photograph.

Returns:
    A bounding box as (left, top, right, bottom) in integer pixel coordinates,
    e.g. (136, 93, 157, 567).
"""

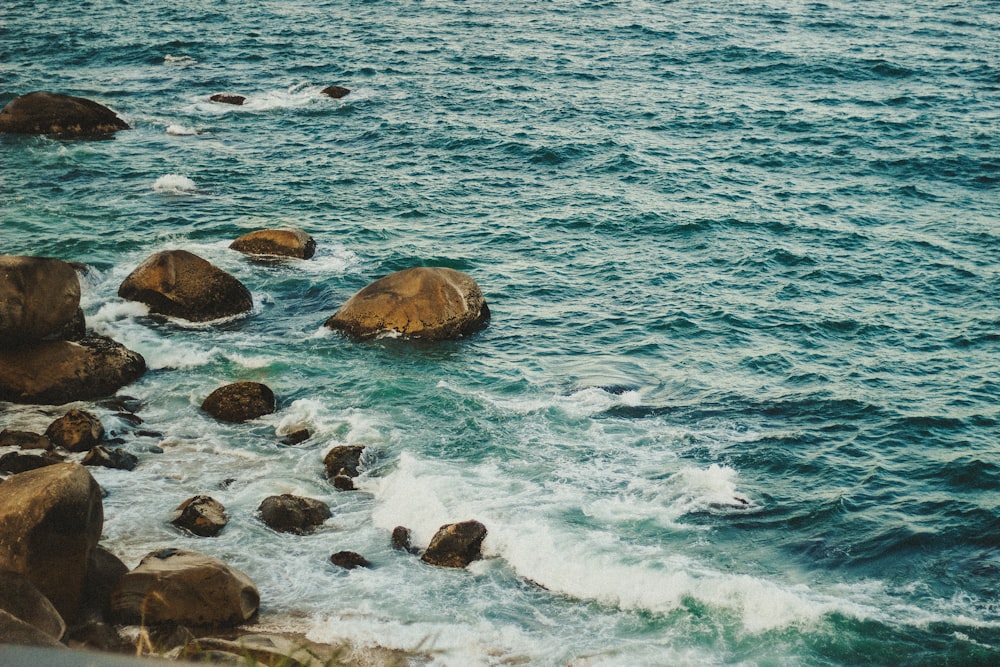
(165, 124, 199, 136)
(163, 54, 197, 66)
(152, 174, 198, 194)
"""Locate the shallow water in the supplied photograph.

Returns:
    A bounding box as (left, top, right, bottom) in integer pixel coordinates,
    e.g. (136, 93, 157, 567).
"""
(2, 0, 999, 664)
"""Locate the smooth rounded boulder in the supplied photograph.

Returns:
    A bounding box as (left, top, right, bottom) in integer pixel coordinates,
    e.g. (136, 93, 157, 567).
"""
(0, 335, 146, 405)
(118, 250, 252, 322)
(111, 548, 260, 627)
(201, 381, 275, 422)
(0, 463, 104, 622)
(45, 409, 104, 452)
(0, 91, 129, 138)
(421, 520, 488, 568)
(324, 267, 490, 340)
(170, 495, 228, 537)
(257, 494, 331, 534)
(0, 570, 66, 642)
(230, 228, 316, 259)
(0, 255, 81, 345)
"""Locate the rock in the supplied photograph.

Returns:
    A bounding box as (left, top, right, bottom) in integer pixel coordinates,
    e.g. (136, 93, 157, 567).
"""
(0, 255, 82, 345)
(0, 451, 63, 475)
(257, 494, 331, 534)
(210, 94, 246, 105)
(0, 91, 129, 138)
(0, 570, 66, 642)
(331, 474, 355, 491)
(0, 430, 51, 450)
(118, 249, 253, 322)
(175, 634, 328, 667)
(0, 335, 146, 405)
(421, 520, 488, 568)
(79, 545, 129, 621)
(0, 609, 66, 648)
(0, 463, 104, 622)
(321, 86, 351, 99)
(65, 620, 128, 652)
(82, 446, 138, 471)
(53, 307, 87, 342)
(170, 495, 228, 537)
(322, 445, 364, 480)
(279, 428, 311, 446)
(391, 526, 418, 554)
(230, 228, 316, 259)
(201, 382, 275, 423)
(45, 409, 104, 452)
(111, 548, 260, 627)
(330, 551, 370, 570)
(324, 267, 490, 340)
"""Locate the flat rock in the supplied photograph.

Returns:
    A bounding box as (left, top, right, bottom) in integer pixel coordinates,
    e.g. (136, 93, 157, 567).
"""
(210, 94, 246, 105)
(0, 430, 52, 450)
(0, 91, 128, 138)
(230, 228, 316, 259)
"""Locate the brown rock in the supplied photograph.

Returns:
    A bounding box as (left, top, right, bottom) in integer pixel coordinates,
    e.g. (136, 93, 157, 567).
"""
(257, 494, 330, 534)
(170, 495, 228, 537)
(0, 463, 104, 622)
(82, 445, 138, 471)
(330, 551, 370, 570)
(324, 267, 490, 340)
(201, 382, 275, 423)
(111, 548, 260, 627)
(79, 545, 129, 621)
(0, 608, 66, 648)
(0, 570, 66, 642)
(421, 520, 488, 568)
(0, 451, 63, 475)
(45, 409, 104, 452)
(279, 428, 311, 446)
(321, 86, 351, 99)
(391, 526, 416, 553)
(0, 255, 81, 345)
(322, 445, 365, 480)
(0, 335, 146, 405)
(230, 228, 316, 259)
(210, 94, 246, 105)
(0, 429, 51, 450)
(0, 91, 129, 138)
(118, 249, 253, 322)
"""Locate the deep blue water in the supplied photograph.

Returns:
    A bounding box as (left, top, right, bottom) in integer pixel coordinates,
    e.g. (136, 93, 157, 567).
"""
(2, 1, 999, 664)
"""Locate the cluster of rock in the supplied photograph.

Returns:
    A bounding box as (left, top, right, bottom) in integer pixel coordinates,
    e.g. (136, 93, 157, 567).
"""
(209, 85, 351, 107)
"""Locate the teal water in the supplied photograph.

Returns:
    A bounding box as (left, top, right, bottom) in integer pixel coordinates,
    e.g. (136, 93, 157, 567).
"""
(2, 0, 999, 664)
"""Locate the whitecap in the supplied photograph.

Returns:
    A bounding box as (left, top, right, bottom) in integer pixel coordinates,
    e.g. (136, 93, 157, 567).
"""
(165, 124, 199, 136)
(152, 174, 198, 195)
(163, 54, 197, 66)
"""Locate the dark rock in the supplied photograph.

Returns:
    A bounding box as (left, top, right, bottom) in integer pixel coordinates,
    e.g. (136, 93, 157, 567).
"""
(79, 545, 129, 621)
(330, 551, 370, 570)
(45, 409, 104, 452)
(321, 86, 351, 99)
(0, 463, 104, 622)
(118, 249, 253, 322)
(257, 494, 330, 534)
(0, 255, 81, 345)
(324, 267, 490, 340)
(82, 446, 138, 471)
(111, 548, 260, 627)
(391, 526, 418, 554)
(201, 381, 275, 423)
(0, 91, 129, 138)
(0, 609, 66, 648)
(53, 307, 87, 342)
(421, 520, 488, 568)
(0, 429, 51, 450)
(279, 428, 311, 446)
(0, 570, 66, 642)
(332, 474, 355, 491)
(0, 451, 63, 475)
(113, 411, 144, 426)
(323, 445, 364, 480)
(230, 228, 316, 259)
(170, 495, 228, 537)
(0, 335, 146, 405)
(210, 94, 246, 105)
(65, 620, 128, 652)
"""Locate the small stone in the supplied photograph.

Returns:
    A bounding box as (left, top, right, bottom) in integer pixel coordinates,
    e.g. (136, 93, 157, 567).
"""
(279, 428, 311, 446)
(210, 94, 246, 105)
(323, 445, 364, 479)
(332, 474, 355, 491)
(170, 495, 228, 537)
(391, 526, 417, 554)
(330, 551, 370, 569)
(321, 86, 351, 99)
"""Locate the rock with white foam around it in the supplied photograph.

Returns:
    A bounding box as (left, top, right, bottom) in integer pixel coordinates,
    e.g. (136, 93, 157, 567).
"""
(0, 91, 129, 138)
(421, 520, 487, 568)
(230, 227, 316, 259)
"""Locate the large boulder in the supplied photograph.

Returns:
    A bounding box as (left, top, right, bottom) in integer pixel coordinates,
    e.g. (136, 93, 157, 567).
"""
(230, 228, 316, 259)
(0, 609, 66, 648)
(0, 91, 129, 138)
(170, 495, 228, 537)
(421, 520, 487, 568)
(111, 548, 260, 627)
(0, 335, 146, 405)
(324, 267, 490, 340)
(201, 382, 275, 423)
(45, 409, 104, 452)
(0, 463, 104, 622)
(0, 570, 66, 642)
(0, 255, 82, 346)
(257, 494, 330, 534)
(118, 250, 252, 322)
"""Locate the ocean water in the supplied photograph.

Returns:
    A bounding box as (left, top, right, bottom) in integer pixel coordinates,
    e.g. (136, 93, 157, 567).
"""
(1, 0, 998, 664)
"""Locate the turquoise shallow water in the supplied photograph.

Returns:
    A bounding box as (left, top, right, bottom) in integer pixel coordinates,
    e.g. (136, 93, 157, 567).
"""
(2, 0, 999, 664)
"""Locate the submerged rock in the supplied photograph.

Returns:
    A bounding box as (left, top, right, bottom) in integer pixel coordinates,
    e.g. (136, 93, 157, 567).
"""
(0, 91, 129, 138)
(118, 249, 252, 322)
(421, 520, 487, 568)
(201, 381, 275, 422)
(330, 551, 370, 570)
(0, 255, 81, 345)
(230, 228, 316, 259)
(257, 494, 331, 534)
(321, 85, 351, 99)
(209, 93, 246, 105)
(324, 266, 490, 340)
(82, 445, 138, 471)
(45, 409, 104, 452)
(170, 495, 228, 537)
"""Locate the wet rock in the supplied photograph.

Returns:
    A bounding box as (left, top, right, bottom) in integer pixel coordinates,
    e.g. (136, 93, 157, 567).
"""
(0, 335, 146, 405)
(201, 381, 275, 422)
(391, 526, 418, 554)
(321, 85, 351, 99)
(210, 93, 246, 105)
(0, 450, 63, 475)
(0, 570, 66, 642)
(82, 445, 138, 471)
(0, 91, 129, 138)
(230, 228, 316, 259)
(331, 474, 355, 491)
(330, 551, 370, 570)
(324, 266, 490, 340)
(170, 495, 228, 537)
(118, 249, 252, 322)
(45, 409, 104, 452)
(421, 520, 488, 568)
(257, 494, 330, 534)
(111, 548, 260, 627)
(0, 430, 51, 450)
(323, 444, 364, 480)
(0, 463, 104, 622)
(279, 428, 311, 446)
(0, 255, 81, 345)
